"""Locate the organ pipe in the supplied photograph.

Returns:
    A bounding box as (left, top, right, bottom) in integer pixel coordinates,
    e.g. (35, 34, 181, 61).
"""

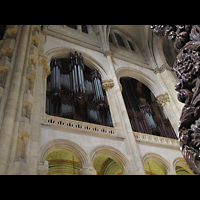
(46, 52, 112, 127)
(145, 112, 156, 129)
(50, 58, 61, 90)
(70, 52, 85, 94)
(92, 71, 104, 101)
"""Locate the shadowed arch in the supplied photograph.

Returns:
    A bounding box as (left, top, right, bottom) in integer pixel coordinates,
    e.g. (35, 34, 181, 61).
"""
(45, 47, 109, 80)
(116, 67, 165, 98)
(90, 145, 134, 175)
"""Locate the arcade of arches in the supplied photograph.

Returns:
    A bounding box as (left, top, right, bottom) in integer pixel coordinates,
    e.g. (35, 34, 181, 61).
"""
(44, 147, 194, 175)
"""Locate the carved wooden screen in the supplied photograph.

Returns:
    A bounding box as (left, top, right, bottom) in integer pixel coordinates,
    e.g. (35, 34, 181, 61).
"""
(46, 52, 113, 127)
(120, 77, 177, 139)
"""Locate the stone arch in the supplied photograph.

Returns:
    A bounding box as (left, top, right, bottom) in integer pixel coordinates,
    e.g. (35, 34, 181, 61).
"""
(152, 32, 177, 70)
(172, 157, 195, 175)
(38, 139, 89, 168)
(142, 153, 171, 175)
(90, 145, 134, 175)
(45, 47, 109, 80)
(116, 67, 165, 98)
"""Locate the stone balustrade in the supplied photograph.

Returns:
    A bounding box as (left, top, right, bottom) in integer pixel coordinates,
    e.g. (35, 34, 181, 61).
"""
(42, 114, 122, 138)
(134, 131, 179, 149)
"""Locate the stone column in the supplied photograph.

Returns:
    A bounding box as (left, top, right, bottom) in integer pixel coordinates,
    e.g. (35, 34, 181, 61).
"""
(104, 51, 145, 175)
(0, 25, 30, 174)
(28, 54, 50, 175)
(102, 79, 120, 128)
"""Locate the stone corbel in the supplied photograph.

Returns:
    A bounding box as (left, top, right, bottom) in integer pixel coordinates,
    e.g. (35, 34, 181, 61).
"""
(102, 79, 114, 91)
(38, 54, 51, 76)
(156, 93, 170, 107)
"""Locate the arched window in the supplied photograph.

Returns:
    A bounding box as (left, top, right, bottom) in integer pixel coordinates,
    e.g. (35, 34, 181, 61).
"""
(66, 25, 77, 30)
(114, 32, 126, 48)
(81, 25, 88, 34)
(109, 34, 114, 44)
(0, 25, 7, 40)
(128, 40, 134, 51)
(46, 52, 113, 127)
(120, 77, 177, 139)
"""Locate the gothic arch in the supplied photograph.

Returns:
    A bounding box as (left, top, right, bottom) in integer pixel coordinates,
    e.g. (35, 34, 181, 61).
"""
(116, 67, 165, 97)
(38, 139, 89, 168)
(45, 47, 109, 80)
(142, 152, 171, 175)
(152, 32, 177, 69)
(90, 145, 134, 174)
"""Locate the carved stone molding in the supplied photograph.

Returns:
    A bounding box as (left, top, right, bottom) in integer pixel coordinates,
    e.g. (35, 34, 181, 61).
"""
(102, 79, 114, 91)
(151, 25, 200, 174)
(38, 54, 51, 76)
(103, 50, 112, 57)
(156, 93, 170, 107)
(153, 64, 174, 74)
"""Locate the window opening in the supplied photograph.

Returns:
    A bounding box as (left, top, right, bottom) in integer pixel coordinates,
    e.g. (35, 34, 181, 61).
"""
(109, 34, 113, 43)
(120, 77, 177, 139)
(128, 40, 134, 51)
(66, 25, 77, 30)
(46, 52, 113, 127)
(81, 25, 88, 34)
(0, 25, 7, 40)
(114, 32, 126, 47)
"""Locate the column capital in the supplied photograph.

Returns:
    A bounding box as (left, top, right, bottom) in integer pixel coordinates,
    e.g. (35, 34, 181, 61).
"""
(79, 167, 97, 175)
(156, 93, 170, 107)
(102, 79, 114, 91)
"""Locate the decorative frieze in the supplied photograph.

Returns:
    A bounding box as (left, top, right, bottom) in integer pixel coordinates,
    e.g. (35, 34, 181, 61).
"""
(42, 114, 122, 138)
(134, 131, 179, 149)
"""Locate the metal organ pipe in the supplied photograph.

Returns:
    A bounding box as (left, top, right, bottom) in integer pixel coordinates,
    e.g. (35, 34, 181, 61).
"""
(80, 67, 85, 93)
(97, 78, 104, 100)
(70, 52, 86, 94)
(94, 78, 100, 100)
(74, 65, 79, 93)
(51, 58, 61, 90)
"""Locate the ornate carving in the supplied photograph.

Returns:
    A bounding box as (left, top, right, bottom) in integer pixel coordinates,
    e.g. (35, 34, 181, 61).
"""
(151, 25, 192, 51)
(151, 25, 200, 174)
(102, 79, 114, 91)
(38, 54, 51, 76)
(156, 93, 170, 107)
